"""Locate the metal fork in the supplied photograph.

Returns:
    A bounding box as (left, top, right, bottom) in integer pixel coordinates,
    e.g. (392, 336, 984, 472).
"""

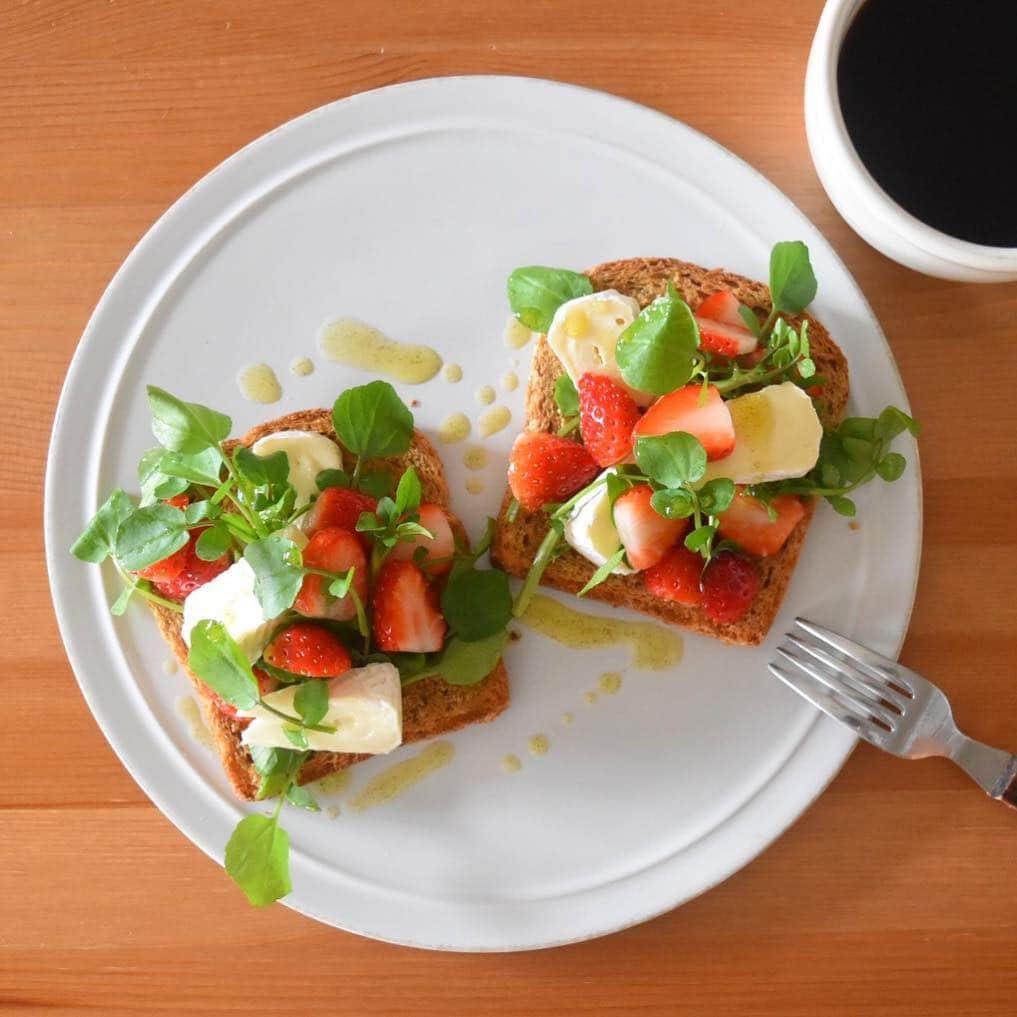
(770, 618, 1017, 809)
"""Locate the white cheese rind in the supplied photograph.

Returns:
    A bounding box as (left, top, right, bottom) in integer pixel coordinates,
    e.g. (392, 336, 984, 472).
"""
(562, 468, 637, 575)
(251, 430, 343, 509)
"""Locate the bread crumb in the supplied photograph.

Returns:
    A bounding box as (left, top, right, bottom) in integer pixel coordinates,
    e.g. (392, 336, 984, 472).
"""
(410, 399, 420, 407)
(848, 521, 860, 531)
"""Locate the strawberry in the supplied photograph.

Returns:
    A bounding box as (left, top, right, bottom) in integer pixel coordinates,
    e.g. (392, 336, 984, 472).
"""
(613, 484, 689, 570)
(390, 503, 456, 574)
(578, 373, 642, 467)
(700, 551, 760, 623)
(135, 495, 194, 585)
(371, 560, 447, 653)
(695, 291, 758, 357)
(643, 544, 703, 605)
(507, 431, 599, 512)
(264, 622, 353, 678)
(294, 527, 368, 621)
(717, 491, 806, 558)
(633, 384, 736, 461)
(305, 486, 377, 544)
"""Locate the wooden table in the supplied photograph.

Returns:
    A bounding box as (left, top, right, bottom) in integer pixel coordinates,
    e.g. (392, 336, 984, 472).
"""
(4, 1, 1016, 1013)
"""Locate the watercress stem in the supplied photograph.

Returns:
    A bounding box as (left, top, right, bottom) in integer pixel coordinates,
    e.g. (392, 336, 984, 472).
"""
(256, 699, 337, 735)
(512, 524, 562, 617)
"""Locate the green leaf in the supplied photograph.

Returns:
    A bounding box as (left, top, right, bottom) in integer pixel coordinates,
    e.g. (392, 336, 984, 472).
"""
(394, 466, 421, 516)
(187, 620, 259, 709)
(418, 630, 509, 687)
(685, 522, 718, 554)
(554, 374, 580, 417)
(234, 446, 289, 488)
(152, 475, 189, 500)
(194, 522, 231, 561)
(293, 679, 330, 727)
(616, 290, 699, 395)
(110, 582, 136, 616)
(243, 534, 304, 617)
(249, 745, 303, 799)
(650, 487, 696, 519)
(358, 469, 393, 499)
(875, 405, 921, 441)
(842, 436, 876, 463)
(71, 489, 135, 563)
(698, 477, 736, 515)
(285, 784, 320, 812)
(876, 452, 907, 482)
(316, 468, 350, 492)
(159, 447, 225, 486)
(634, 432, 707, 487)
(839, 418, 877, 440)
(769, 241, 817, 314)
(605, 470, 637, 506)
(114, 503, 189, 570)
(183, 500, 215, 525)
(328, 568, 355, 599)
(332, 381, 414, 459)
(146, 385, 231, 454)
(827, 495, 857, 517)
(224, 814, 291, 907)
(577, 547, 626, 596)
(138, 448, 170, 505)
(738, 305, 763, 337)
(506, 266, 593, 333)
(440, 569, 513, 642)
(283, 726, 309, 749)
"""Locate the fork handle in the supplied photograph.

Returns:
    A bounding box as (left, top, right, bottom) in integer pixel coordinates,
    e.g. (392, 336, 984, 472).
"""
(950, 736, 1017, 810)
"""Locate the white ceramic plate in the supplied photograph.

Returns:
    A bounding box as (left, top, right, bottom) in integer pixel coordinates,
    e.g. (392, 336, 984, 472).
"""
(44, 76, 921, 951)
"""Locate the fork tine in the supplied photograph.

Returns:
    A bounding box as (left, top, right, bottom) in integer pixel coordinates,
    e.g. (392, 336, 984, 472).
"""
(784, 634, 910, 712)
(793, 618, 914, 693)
(768, 662, 889, 748)
(776, 646, 899, 728)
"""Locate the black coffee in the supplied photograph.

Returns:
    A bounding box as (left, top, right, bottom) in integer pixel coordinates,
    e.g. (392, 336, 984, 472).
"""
(837, 0, 1017, 248)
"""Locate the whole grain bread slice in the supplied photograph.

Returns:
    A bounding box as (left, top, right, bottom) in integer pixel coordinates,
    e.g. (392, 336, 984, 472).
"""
(491, 257, 850, 646)
(149, 408, 509, 801)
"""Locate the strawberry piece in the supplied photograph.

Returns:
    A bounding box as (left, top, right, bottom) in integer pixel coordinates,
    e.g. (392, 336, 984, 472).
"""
(294, 527, 368, 621)
(700, 552, 760, 623)
(306, 487, 377, 544)
(264, 622, 353, 678)
(643, 544, 704, 605)
(507, 431, 599, 512)
(633, 384, 736, 461)
(613, 484, 689, 570)
(695, 291, 758, 357)
(135, 496, 193, 585)
(390, 503, 456, 574)
(578, 373, 642, 467)
(717, 491, 806, 558)
(371, 560, 447, 653)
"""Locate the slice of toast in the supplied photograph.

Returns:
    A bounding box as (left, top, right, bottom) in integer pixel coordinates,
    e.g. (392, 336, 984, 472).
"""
(149, 408, 510, 800)
(491, 257, 851, 647)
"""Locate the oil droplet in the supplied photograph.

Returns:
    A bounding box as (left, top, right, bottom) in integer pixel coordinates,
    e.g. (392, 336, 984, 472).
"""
(501, 754, 522, 774)
(475, 385, 496, 405)
(463, 445, 488, 470)
(520, 595, 684, 671)
(175, 697, 215, 750)
(500, 371, 519, 392)
(442, 363, 463, 383)
(290, 356, 314, 377)
(561, 712, 574, 726)
(438, 412, 471, 445)
(478, 405, 511, 438)
(348, 741, 455, 811)
(598, 671, 623, 695)
(325, 805, 340, 820)
(314, 770, 354, 796)
(583, 691, 598, 705)
(162, 657, 178, 675)
(528, 734, 550, 756)
(504, 316, 534, 349)
(319, 317, 442, 384)
(466, 477, 485, 496)
(237, 363, 282, 404)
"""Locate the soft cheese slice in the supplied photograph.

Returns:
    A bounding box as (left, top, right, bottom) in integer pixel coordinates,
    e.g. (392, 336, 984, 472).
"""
(239, 663, 403, 754)
(702, 382, 823, 485)
(563, 468, 636, 575)
(251, 430, 343, 508)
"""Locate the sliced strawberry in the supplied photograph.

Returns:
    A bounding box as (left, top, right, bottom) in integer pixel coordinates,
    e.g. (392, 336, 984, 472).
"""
(264, 622, 353, 678)
(390, 503, 456, 574)
(507, 431, 599, 512)
(372, 560, 447, 653)
(306, 486, 377, 544)
(633, 384, 736, 461)
(717, 491, 806, 558)
(695, 291, 758, 357)
(255, 667, 280, 697)
(643, 544, 704, 605)
(578, 373, 642, 467)
(700, 552, 760, 623)
(294, 527, 368, 621)
(613, 484, 689, 570)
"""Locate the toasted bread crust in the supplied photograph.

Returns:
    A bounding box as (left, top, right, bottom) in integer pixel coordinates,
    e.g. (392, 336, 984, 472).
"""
(492, 257, 850, 647)
(151, 409, 509, 800)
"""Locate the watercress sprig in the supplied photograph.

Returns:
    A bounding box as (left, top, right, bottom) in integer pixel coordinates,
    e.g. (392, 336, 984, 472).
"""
(507, 266, 593, 333)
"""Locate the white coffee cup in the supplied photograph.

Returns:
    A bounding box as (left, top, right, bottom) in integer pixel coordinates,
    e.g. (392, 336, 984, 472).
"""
(805, 0, 1017, 282)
